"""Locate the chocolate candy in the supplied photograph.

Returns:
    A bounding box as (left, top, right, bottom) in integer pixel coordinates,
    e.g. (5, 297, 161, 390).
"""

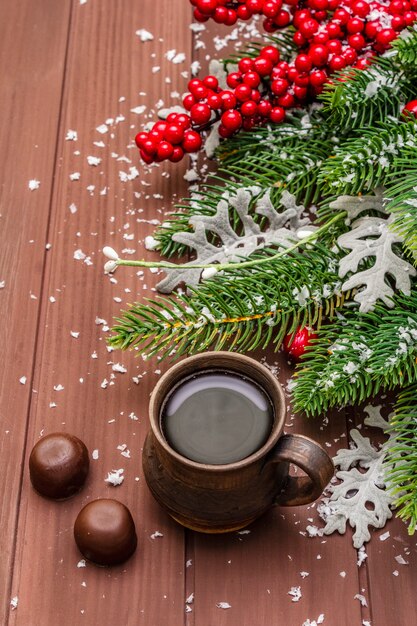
(74, 499, 137, 566)
(29, 432, 89, 499)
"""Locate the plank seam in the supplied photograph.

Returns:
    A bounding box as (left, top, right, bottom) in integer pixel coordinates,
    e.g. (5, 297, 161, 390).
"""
(4, 3, 75, 623)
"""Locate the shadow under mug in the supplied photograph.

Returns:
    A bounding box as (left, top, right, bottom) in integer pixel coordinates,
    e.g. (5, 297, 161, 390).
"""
(142, 352, 334, 533)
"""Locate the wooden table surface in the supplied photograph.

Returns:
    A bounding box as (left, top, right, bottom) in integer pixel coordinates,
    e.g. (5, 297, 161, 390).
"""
(1, 1, 416, 624)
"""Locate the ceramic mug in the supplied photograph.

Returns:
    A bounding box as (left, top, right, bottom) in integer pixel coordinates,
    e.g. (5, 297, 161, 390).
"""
(142, 352, 334, 533)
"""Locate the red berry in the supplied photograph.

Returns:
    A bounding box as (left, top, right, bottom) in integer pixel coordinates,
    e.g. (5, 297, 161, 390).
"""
(224, 7, 238, 24)
(221, 109, 243, 131)
(271, 78, 289, 95)
(376, 28, 397, 46)
(283, 327, 317, 361)
(253, 57, 273, 76)
(227, 72, 243, 88)
(347, 17, 365, 33)
(351, 0, 370, 16)
(295, 53, 313, 72)
(153, 121, 168, 132)
(294, 9, 312, 27)
(194, 8, 210, 21)
(274, 9, 291, 26)
(157, 141, 174, 160)
(169, 146, 185, 162)
(241, 100, 258, 117)
(164, 124, 184, 145)
(243, 71, 261, 88)
(402, 99, 417, 118)
(391, 14, 405, 28)
(135, 132, 148, 149)
(263, 0, 281, 17)
(213, 6, 228, 22)
(237, 4, 252, 18)
(309, 43, 329, 66)
(238, 57, 255, 73)
(313, 32, 330, 44)
(176, 114, 191, 129)
(348, 33, 366, 49)
(365, 20, 380, 38)
(190, 103, 212, 125)
(294, 85, 308, 100)
(149, 128, 164, 143)
(196, 0, 217, 14)
(327, 39, 343, 54)
(182, 130, 202, 153)
(247, 0, 264, 12)
(269, 106, 286, 123)
(299, 18, 320, 38)
(220, 90, 237, 110)
(257, 100, 272, 116)
(183, 94, 196, 111)
(343, 47, 358, 64)
(309, 69, 328, 87)
(294, 72, 310, 87)
(251, 89, 262, 102)
(293, 31, 307, 47)
(333, 7, 350, 23)
(389, 0, 405, 13)
(277, 92, 295, 107)
(263, 17, 279, 31)
(329, 54, 347, 71)
(142, 139, 158, 155)
(404, 10, 416, 24)
(139, 149, 154, 164)
(327, 21, 343, 37)
(309, 0, 328, 8)
(207, 93, 222, 109)
(234, 83, 252, 101)
(218, 124, 234, 138)
(203, 75, 219, 90)
(260, 45, 280, 64)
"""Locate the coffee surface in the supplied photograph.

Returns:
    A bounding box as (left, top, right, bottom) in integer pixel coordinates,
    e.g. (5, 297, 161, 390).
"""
(161, 371, 274, 464)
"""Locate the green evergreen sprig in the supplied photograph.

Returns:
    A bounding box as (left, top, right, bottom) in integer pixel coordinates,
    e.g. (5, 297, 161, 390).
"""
(293, 292, 417, 416)
(109, 243, 346, 358)
(317, 120, 417, 196)
(384, 383, 417, 534)
(391, 26, 417, 66)
(386, 148, 417, 261)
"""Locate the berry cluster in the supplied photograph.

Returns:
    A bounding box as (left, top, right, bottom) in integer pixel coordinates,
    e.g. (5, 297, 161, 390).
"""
(135, 113, 202, 164)
(135, 0, 417, 164)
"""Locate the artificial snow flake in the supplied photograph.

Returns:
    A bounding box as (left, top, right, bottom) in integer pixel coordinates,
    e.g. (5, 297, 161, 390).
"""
(87, 156, 101, 167)
(216, 602, 231, 610)
(288, 586, 302, 602)
(319, 405, 395, 548)
(334, 192, 416, 312)
(135, 28, 154, 42)
(10, 596, 18, 610)
(105, 469, 124, 486)
(28, 179, 40, 191)
(156, 187, 310, 293)
(66, 129, 78, 141)
(150, 531, 164, 539)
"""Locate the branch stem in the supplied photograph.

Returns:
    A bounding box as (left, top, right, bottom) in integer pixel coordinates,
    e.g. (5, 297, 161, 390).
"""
(115, 212, 345, 273)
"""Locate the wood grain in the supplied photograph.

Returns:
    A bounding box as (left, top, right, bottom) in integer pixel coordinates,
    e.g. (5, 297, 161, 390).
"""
(8, 1, 191, 624)
(0, 1, 72, 622)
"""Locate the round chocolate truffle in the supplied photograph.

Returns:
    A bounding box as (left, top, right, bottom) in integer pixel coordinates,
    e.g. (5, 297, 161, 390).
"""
(74, 499, 137, 566)
(29, 432, 89, 499)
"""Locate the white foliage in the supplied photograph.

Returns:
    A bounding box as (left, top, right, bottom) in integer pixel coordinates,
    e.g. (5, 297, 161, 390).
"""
(156, 187, 310, 293)
(335, 193, 416, 312)
(319, 406, 395, 549)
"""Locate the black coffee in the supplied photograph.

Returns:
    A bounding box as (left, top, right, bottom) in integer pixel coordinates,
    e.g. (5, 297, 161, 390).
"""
(161, 370, 274, 465)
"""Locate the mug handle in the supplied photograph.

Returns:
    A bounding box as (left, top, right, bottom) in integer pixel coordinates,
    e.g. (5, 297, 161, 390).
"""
(269, 434, 334, 506)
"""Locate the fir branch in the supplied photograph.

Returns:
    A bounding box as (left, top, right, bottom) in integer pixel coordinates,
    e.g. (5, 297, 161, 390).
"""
(292, 292, 417, 416)
(391, 26, 417, 66)
(109, 244, 346, 358)
(318, 120, 417, 196)
(385, 149, 417, 261)
(319, 56, 416, 130)
(384, 383, 417, 534)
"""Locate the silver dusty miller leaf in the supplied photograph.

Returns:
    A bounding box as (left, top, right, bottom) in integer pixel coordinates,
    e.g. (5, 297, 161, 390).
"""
(329, 187, 386, 223)
(156, 187, 311, 294)
(336, 198, 416, 312)
(318, 405, 395, 549)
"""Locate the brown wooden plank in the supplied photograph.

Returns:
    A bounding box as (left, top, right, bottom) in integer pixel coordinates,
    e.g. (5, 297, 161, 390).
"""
(0, 1, 72, 623)
(8, 1, 192, 624)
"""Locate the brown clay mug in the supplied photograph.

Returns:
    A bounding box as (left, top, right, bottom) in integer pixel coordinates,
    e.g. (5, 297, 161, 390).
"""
(142, 352, 334, 533)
